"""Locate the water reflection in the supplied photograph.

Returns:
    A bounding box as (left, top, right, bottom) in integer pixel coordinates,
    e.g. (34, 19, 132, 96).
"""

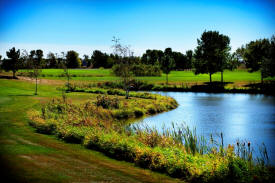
(135, 92, 275, 164)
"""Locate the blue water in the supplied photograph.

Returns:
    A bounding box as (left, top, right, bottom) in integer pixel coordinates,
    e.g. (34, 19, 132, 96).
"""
(135, 92, 275, 164)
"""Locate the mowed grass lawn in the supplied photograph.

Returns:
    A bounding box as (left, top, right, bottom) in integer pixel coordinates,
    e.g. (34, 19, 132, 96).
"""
(16, 68, 270, 83)
(0, 79, 180, 183)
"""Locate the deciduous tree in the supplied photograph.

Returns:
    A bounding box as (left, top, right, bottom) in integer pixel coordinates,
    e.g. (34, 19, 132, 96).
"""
(111, 37, 133, 99)
(2, 47, 21, 78)
(193, 31, 230, 83)
(66, 50, 81, 68)
(160, 48, 175, 85)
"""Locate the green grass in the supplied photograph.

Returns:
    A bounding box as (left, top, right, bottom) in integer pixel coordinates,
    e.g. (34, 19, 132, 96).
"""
(15, 68, 270, 83)
(0, 79, 181, 183)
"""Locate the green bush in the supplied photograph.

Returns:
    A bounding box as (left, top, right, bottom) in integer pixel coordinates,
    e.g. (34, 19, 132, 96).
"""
(147, 105, 157, 114)
(133, 108, 144, 117)
(113, 109, 133, 119)
(96, 95, 120, 109)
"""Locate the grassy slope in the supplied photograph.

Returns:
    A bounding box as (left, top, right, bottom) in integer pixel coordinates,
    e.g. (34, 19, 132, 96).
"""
(16, 68, 268, 83)
(0, 79, 181, 183)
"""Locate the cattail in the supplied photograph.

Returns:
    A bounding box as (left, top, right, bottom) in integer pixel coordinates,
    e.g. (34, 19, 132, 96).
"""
(237, 142, 239, 146)
(248, 142, 251, 147)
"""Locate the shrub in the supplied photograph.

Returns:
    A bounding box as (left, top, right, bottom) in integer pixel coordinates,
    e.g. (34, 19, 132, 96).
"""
(133, 108, 144, 117)
(113, 109, 133, 119)
(95, 95, 119, 109)
(57, 126, 88, 144)
(29, 118, 57, 134)
(147, 105, 157, 114)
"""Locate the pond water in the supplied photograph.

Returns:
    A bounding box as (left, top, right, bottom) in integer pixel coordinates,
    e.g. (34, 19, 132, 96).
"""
(135, 92, 275, 164)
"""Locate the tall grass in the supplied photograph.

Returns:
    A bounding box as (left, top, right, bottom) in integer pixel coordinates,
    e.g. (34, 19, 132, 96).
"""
(27, 95, 275, 182)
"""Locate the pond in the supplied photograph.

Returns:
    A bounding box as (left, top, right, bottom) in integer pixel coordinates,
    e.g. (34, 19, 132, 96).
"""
(135, 92, 275, 164)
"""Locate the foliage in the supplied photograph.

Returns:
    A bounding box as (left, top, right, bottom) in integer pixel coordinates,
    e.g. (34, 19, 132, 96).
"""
(66, 50, 81, 68)
(2, 47, 21, 78)
(130, 64, 162, 76)
(91, 50, 110, 68)
(194, 30, 231, 82)
(160, 48, 175, 84)
(96, 95, 120, 109)
(237, 35, 275, 83)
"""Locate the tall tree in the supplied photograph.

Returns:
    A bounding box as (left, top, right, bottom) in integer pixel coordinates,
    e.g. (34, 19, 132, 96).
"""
(193, 31, 230, 83)
(66, 50, 81, 68)
(160, 48, 175, 85)
(241, 39, 271, 83)
(111, 37, 133, 99)
(2, 47, 21, 78)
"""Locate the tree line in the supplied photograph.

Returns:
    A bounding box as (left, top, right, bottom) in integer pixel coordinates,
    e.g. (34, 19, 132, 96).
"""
(0, 30, 274, 84)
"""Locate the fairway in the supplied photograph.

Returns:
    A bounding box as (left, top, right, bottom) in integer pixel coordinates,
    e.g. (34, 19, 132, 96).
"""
(16, 69, 265, 83)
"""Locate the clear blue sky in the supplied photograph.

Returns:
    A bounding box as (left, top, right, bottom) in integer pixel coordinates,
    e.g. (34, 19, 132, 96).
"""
(0, 0, 274, 57)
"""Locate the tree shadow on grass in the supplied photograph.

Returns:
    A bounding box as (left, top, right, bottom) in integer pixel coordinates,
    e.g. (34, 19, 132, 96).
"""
(8, 94, 35, 97)
(190, 81, 233, 92)
(0, 75, 18, 79)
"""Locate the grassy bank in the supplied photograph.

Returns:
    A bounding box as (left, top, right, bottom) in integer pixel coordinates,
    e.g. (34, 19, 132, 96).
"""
(28, 87, 275, 182)
(0, 79, 181, 182)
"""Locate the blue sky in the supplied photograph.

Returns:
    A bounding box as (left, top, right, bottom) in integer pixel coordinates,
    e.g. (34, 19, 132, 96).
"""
(0, 0, 274, 57)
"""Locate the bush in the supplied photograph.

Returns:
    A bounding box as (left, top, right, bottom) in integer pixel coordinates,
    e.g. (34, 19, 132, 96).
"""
(113, 109, 133, 119)
(147, 105, 157, 114)
(29, 118, 57, 134)
(134, 108, 144, 117)
(95, 95, 120, 109)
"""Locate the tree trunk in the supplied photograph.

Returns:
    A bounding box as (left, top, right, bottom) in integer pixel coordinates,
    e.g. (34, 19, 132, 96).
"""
(166, 73, 168, 85)
(261, 71, 263, 84)
(209, 73, 212, 83)
(67, 76, 70, 90)
(125, 89, 129, 99)
(35, 77, 38, 95)
(12, 70, 16, 79)
(221, 71, 223, 83)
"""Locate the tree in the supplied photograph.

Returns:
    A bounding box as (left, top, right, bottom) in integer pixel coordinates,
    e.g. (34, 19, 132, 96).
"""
(241, 39, 271, 83)
(47, 52, 57, 68)
(83, 54, 91, 68)
(173, 51, 185, 70)
(2, 47, 21, 78)
(66, 50, 81, 68)
(91, 50, 108, 68)
(28, 50, 43, 95)
(160, 48, 175, 85)
(185, 50, 193, 70)
(193, 31, 230, 83)
(0, 55, 2, 70)
(63, 65, 71, 91)
(141, 49, 163, 65)
(111, 37, 133, 99)
(227, 52, 241, 71)
(266, 35, 275, 78)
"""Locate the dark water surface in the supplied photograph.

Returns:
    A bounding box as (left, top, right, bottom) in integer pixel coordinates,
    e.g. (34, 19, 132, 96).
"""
(135, 92, 275, 164)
